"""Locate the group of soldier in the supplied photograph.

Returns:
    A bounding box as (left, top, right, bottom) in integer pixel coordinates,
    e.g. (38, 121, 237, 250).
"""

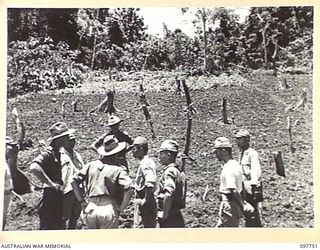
(4, 114, 263, 230)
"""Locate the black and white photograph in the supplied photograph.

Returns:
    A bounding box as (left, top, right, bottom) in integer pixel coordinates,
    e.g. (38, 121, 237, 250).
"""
(3, 4, 316, 235)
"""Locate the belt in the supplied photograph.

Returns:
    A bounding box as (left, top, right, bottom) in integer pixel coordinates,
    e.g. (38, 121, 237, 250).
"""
(219, 193, 233, 201)
(88, 195, 115, 203)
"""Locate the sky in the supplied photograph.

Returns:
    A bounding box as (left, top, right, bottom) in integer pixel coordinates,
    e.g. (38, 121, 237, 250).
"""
(139, 7, 250, 38)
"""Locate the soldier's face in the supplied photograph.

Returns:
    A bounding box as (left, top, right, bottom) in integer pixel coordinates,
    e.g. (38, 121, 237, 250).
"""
(159, 151, 171, 165)
(236, 137, 249, 149)
(132, 145, 144, 159)
(110, 124, 120, 132)
(53, 135, 71, 150)
(215, 148, 224, 161)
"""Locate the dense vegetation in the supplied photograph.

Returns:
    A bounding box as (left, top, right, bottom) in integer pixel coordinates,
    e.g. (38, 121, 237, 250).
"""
(7, 7, 313, 96)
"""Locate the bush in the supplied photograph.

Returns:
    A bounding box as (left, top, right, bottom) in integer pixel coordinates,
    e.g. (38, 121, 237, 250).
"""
(7, 37, 87, 97)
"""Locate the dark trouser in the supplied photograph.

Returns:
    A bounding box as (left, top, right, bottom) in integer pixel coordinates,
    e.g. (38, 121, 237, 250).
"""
(244, 193, 262, 227)
(216, 198, 242, 228)
(62, 191, 82, 229)
(38, 188, 63, 230)
(159, 210, 184, 228)
(138, 195, 157, 228)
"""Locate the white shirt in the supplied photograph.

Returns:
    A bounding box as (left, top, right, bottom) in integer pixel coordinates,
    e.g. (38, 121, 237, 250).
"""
(219, 159, 243, 194)
(239, 147, 262, 194)
(60, 148, 84, 194)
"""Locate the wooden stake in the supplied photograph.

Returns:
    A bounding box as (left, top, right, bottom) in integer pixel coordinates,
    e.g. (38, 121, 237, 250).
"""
(72, 99, 80, 112)
(61, 101, 66, 118)
(273, 151, 285, 177)
(222, 97, 231, 124)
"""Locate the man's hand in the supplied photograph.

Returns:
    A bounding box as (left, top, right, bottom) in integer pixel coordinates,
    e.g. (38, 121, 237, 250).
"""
(134, 198, 146, 206)
(244, 202, 255, 213)
(221, 200, 231, 212)
(80, 200, 88, 211)
(83, 201, 96, 214)
(157, 211, 164, 220)
(52, 183, 63, 191)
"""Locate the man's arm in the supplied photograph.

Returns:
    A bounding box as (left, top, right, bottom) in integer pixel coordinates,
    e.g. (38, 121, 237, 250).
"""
(71, 180, 88, 210)
(161, 192, 173, 219)
(30, 162, 61, 190)
(230, 189, 254, 213)
(117, 169, 134, 213)
(119, 187, 134, 213)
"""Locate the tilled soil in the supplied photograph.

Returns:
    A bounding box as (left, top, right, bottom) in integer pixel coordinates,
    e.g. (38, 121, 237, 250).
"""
(5, 72, 313, 230)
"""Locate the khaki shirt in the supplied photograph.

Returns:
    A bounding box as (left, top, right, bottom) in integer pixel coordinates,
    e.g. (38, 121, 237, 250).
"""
(73, 160, 132, 199)
(135, 155, 157, 192)
(158, 163, 185, 210)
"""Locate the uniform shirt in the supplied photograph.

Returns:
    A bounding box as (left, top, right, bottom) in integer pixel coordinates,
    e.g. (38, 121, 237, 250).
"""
(73, 160, 133, 200)
(60, 148, 84, 194)
(239, 147, 261, 194)
(219, 159, 243, 194)
(31, 146, 63, 185)
(135, 155, 157, 192)
(158, 163, 185, 210)
(4, 161, 13, 192)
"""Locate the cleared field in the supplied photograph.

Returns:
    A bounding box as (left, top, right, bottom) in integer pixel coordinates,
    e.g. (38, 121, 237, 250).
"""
(5, 71, 313, 230)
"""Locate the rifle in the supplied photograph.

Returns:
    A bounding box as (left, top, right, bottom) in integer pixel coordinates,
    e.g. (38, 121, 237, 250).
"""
(138, 82, 156, 138)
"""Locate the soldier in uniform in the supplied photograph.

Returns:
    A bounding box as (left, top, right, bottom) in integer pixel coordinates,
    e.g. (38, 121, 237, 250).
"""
(72, 135, 134, 229)
(30, 122, 74, 230)
(132, 136, 157, 228)
(91, 115, 133, 173)
(235, 129, 263, 227)
(60, 133, 85, 229)
(157, 139, 186, 228)
(213, 137, 253, 227)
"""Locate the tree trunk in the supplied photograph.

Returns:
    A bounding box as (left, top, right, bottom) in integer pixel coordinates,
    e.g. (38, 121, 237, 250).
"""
(202, 9, 207, 72)
(261, 26, 268, 69)
(90, 9, 99, 70)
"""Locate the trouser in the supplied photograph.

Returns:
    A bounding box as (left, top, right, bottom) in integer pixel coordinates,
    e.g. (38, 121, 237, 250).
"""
(62, 191, 82, 229)
(244, 193, 262, 227)
(158, 209, 185, 228)
(3, 191, 12, 230)
(38, 188, 63, 230)
(134, 191, 157, 228)
(216, 198, 242, 227)
(82, 195, 119, 229)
